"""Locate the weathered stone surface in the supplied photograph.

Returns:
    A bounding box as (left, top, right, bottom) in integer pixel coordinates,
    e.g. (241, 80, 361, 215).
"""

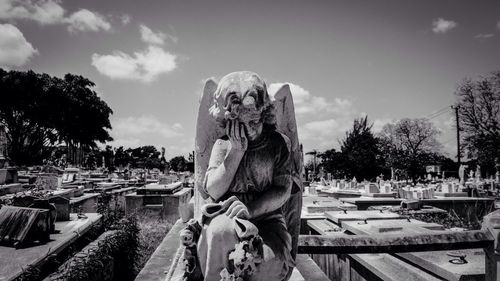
(331, 218, 486, 281)
(421, 197, 495, 218)
(325, 210, 404, 226)
(48, 196, 70, 221)
(317, 189, 362, 199)
(70, 193, 99, 213)
(435, 192, 468, 197)
(298, 230, 493, 254)
(0, 213, 101, 280)
(0, 168, 18, 185)
(136, 182, 183, 195)
(305, 199, 356, 213)
(340, 197, 403, 210)
(341, 219, 445, 235)
(0, 183, 23, 196)
(125, 188, 191, 223)
(398, 250, 484, 281)
(191, 72, 303, 280)
(293, 254, 329, 281)
(350, 253, 442, 281)
(307, 219, 343, 235)
(0, 206, 50, 247)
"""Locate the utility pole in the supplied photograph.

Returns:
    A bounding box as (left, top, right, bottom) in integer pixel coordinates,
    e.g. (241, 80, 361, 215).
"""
(453, 106, 461, 167)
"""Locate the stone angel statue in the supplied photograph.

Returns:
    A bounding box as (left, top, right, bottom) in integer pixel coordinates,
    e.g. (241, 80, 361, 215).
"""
(181, 71, 303, 281)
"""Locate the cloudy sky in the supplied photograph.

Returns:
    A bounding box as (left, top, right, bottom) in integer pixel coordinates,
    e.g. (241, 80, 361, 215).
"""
(1, 0, 499, 160)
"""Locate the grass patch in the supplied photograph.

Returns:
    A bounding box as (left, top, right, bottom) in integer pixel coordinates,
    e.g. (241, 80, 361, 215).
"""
(135, 209, 173, 273)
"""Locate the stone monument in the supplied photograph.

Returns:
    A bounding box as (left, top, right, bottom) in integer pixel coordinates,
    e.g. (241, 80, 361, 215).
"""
(182, 71, 303, 281)
(0, 125, 7, 168)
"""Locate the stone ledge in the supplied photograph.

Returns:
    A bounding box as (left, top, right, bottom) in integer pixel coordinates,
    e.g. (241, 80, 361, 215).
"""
(295, 254, 330, 281)
(0, 183, 23, 196)
(135, 219, 330, 281)
(135, 219, 185, 281)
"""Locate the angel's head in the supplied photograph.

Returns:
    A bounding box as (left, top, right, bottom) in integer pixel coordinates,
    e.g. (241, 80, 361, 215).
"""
(210, 71, 276, 140)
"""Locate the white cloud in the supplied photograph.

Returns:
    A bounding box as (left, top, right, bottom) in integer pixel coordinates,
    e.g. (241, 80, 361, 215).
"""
(111, 115, 183, 143)
(91, 45, 177, 82)
(108, 115, 188, 158)
(0, 0, 112, 33)
(299, 115, 359, 149)
(139, 24, 178, 45)
(267, 82, 361, 150)
(121, 14, 131, 25)
(0, 24, 38, 67)
(475, 33, 494, 39)
(66, 9, 111, 33)
(172, 123, 183, 130)
(0, 0, 65, 24)
(140, 24, 166, 45)
(268, 82, 354, 116)
(303, 119, 341, 137)
(372, 118, 394, 133)
(432, 18, 457, 34)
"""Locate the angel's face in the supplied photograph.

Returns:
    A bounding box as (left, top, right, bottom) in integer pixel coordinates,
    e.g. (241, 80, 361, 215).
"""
(216, 72, 269, 141)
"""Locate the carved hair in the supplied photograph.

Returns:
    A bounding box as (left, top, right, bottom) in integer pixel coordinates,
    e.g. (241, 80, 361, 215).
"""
(209, 72, 276, 130)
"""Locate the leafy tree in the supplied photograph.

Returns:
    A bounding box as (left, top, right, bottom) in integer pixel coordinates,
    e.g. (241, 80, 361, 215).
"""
(0, 69, 112, 166)
(114, 146, 132, 168)
(338, 116, 382, 180)
(169, 155, 187, 172)
(129, 146, 163, 170)
(378, 118, 441, 181)
(318, 148, 345, 178)
(455, 71, 500, 176)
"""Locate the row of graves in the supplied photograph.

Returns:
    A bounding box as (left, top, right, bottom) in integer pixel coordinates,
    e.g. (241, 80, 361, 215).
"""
(0, 167, 103, 281)
(132, 179, 499, 281)
(0, 162, 197, 281)
(0, 166, 196, 281)
(312, 178, 497, 214)
(299, 179, 499, 281)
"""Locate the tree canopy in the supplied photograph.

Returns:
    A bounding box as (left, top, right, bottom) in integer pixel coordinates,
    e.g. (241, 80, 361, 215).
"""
(339, 116, 382, 180)
(455, 71, 500, 175)
(0, 68, 113, 165)
(169, 155, 188, 172)
(319, 116, 382, 181)
(378, 118, 441, 181)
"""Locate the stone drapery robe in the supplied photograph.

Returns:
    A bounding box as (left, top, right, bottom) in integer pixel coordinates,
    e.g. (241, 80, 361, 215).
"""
(197, 129, 294, 280)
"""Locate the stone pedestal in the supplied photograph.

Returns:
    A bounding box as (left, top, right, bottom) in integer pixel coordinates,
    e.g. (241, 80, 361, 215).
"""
(0, 183, 23, 196)
(125, 188, 192, 223)
(0, 168, 18, 185)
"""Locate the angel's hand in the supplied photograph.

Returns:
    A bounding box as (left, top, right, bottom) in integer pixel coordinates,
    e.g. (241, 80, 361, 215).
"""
(225, 198, 251, 219)
(226, 119, 247, 151)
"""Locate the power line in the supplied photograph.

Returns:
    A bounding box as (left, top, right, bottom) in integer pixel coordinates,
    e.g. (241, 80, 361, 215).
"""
(425, 106, 452, 120)
(425, 106, 450, 118)
(427, 108, 452, 120)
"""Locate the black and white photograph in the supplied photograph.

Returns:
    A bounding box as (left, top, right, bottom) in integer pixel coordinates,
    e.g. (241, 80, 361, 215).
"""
(0, 0, 499, 280)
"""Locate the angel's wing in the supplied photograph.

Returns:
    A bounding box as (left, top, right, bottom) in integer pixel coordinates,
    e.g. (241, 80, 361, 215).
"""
(270, 84, 303, 185)
(194, 79, 219, 218)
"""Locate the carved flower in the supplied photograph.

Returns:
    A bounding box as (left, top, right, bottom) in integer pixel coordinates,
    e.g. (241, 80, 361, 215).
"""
(180, 229, 194, 246)
(220, 268, 235, 281)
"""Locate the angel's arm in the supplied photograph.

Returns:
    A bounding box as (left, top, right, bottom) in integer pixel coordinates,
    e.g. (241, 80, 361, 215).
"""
(204, 120, 248, 201)
(204, 139, 244, 201)
(247, 135, 292, 219)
